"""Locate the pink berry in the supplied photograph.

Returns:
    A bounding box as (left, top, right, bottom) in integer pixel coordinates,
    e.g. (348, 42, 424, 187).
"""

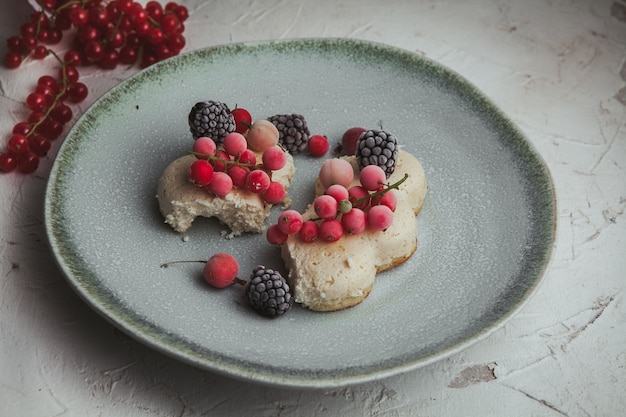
(325, 184, 349, 202)
(192, 136, 217, 157)
(207, 171, 233, 197)
(341, 127, 366, 155)
(246, 169, 271, 193)
(308, 134, 329, 157)
(231, 106, 252, 134)
(319, 219, 343, 242)
(341, 208, 367, 235)
(299, 220, 319, 242)
(188, 159, 214, 186)
(359, 165, 386, 191)
(262, 145, 287, 171)
(227, 164, 249, 188)
(262, 181, 286, 204)
(314, 194, 338, 219)
(266, 223, 288, 245)
(367, 205, 394, 231)
(223, 132, 248, 157)
(238, 148, 257, 166)
(203, 253, 239, 288)
(277, 209, 303, 234)
(318, 158, 354, 189)
(212, 150, 231, 172)
(348, 185, 370, 210)
(371, 189, 397, 211)
(247, 119, 279, 152)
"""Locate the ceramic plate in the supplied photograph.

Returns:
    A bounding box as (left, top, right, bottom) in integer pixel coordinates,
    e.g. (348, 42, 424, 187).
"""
(45, 38, 556, 388)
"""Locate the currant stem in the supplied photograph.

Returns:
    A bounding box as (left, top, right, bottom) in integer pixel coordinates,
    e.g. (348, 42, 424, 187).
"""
(188, 150, 259, 170)
(160, 260, 207, 268)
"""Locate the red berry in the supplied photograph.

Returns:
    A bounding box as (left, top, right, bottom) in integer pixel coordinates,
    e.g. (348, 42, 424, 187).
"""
(325, 184, 349, 202)
(33, 45, 48, 59)
(319, 219, 343, 242)
(266, 224, 288, 245)
(341, 127, 366, 155)
(348, 185, 370, 210)
(188, 159, 214, 186)
(313, 195, 338, 219)
(7, 134, 29, 154)
(277, 209, 303, 235)
(308, 134, 329, 157)
(341, 208, 366, 235)
(69, 7, 89, 26)
(211, 150, 230, 172)
(50, 104, 73, 124)
(17, 152, 39, 174)
(237, 149, 257, 166)
(367, 205, 394, 231)
(192, 137, 216, 157)
(26, 93, 48, 112)
(160, 13, 180, 35)
(359, 165, 386, 191)
(27, 134, 51, 156)
(223, 132, 248, 157)
(67, 82, 88, 102)
(4, 52, 22, 69)
(231, 106, 252, 134)
(246, 169, 271, 193)
(227, 164, 249, 188)
(262, 145, 287, 171)
(206, 171, 233, 197)
(298, 220, 319, 242)
(0, 152, 17, 172)
(261, 181, 286, 204)
(12, 122, 32, 136)
(318, 158, 354, 188)
(371, 189, 397, 211)
(203, 253, 239, 288)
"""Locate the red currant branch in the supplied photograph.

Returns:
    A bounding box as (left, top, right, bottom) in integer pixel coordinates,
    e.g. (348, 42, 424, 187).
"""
(0, 0, 189, 174)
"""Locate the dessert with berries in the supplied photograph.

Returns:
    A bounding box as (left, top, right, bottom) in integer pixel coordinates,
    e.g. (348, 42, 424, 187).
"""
(156, 102, 296, 235)
(275, 129, 428, 311)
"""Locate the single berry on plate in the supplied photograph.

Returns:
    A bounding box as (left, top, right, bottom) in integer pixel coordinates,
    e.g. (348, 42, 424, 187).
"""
(267, 113, 310, 154)
(247, 266, 293, 317)
(203, 253, 239, 288)
(308, 134, 329, 157)
(188, 100, 236, 144)
(355, 129, 398, 178)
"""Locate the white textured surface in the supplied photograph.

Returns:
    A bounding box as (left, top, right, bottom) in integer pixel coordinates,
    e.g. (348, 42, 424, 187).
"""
(1, 0, 624, 415)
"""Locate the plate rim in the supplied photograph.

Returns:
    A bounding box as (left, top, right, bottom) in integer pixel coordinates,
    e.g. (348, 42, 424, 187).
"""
(44, 37, 557, 388)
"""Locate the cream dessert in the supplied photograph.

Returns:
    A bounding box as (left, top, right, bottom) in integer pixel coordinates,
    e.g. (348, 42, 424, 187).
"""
(156, 151, 295, 235)
(281, 149, 427, 311)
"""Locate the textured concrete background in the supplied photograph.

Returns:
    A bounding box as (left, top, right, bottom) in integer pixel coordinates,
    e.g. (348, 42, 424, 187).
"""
(1, 0, 625, 415)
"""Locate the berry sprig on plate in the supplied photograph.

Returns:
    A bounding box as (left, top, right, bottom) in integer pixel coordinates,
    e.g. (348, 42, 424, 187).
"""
(266, 127, 403, 244)
(1, 0, 188, 174)
(186, 100, 331, 203)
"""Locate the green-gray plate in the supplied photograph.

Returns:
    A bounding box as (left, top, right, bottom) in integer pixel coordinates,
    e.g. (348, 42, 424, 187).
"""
(45, 38, 556, 388)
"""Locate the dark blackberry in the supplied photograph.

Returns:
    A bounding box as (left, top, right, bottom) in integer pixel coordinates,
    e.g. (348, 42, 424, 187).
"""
(247, 266, 293, 317)
(267, 113, 310, 154)
(188, 100, 236, 144)
(355, 129, 399, 178)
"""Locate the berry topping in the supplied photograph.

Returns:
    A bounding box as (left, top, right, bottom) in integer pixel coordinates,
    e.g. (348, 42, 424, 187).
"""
(277, 209, 303, 234)
(355, 129, 399, 178)
(188, 100, 236, 144)
(359, 165, 387, 191)
(247, 266, 293, 317)
(267, 113, 310, 154)
(231, 106, 252, 134)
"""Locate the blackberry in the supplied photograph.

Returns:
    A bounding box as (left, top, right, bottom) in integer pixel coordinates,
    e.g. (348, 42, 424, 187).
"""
(188, 100, 236, 144)
(267, 113, 310, 154)
(355, 129, 399, 178)
(247, 266, 293, 317)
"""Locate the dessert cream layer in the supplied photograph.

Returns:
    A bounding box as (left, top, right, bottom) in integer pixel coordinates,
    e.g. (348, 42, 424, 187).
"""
(282, 150, 427, 311)
(156, 152, 295, 235)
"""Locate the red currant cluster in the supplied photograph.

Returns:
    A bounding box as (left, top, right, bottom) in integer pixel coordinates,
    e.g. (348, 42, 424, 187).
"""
(1, 0, 188, 174)
(266, 155, 407, 245)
